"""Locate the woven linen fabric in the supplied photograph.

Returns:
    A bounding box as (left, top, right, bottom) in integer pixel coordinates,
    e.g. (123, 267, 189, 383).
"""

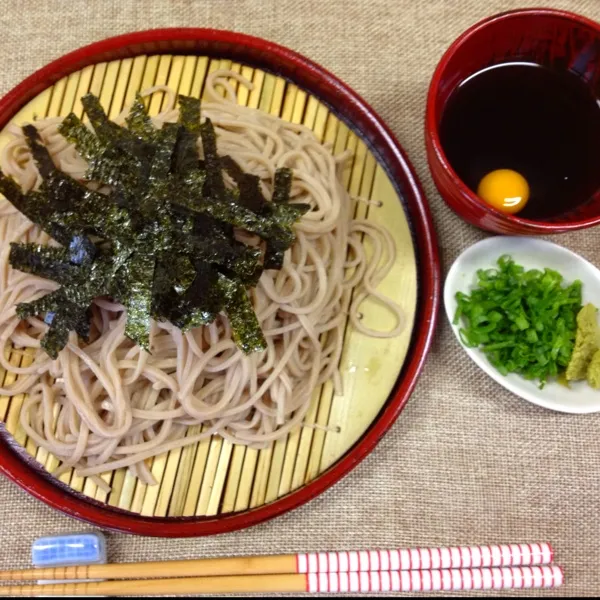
(0, 0, 599, 596)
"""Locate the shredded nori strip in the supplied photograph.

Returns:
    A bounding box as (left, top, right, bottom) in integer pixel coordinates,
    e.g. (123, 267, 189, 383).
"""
(221, 155, 266, 213)
(125, 95, 156, 141)
(172, 97, 202, 177)
(200, 118, 227, 202)
(119, 252, 156, 349)
(9, 243, 76, 283)
(0, 93, 308, 357)
(272, 167, 293, 204)
(218, 275, 266, 353)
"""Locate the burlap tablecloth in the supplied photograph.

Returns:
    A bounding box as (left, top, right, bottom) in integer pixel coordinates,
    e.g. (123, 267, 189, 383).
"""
(1, 0, 599, 596)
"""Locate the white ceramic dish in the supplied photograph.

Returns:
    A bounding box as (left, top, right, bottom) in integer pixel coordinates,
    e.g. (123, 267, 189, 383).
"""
(445, 236, 600, 414)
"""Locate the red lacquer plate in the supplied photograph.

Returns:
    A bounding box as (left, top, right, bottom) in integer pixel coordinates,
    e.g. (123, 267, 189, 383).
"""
(0, 29, 439, 536)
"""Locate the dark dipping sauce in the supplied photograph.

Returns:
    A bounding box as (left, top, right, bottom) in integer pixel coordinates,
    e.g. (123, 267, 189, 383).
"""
(439, 62, 600, 220)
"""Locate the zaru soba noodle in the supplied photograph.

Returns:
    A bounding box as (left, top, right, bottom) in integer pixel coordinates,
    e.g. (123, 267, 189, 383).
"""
(0, 69, 403, 491)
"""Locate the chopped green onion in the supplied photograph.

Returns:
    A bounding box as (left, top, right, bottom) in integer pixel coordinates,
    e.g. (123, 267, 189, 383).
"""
(454, 255, 582, 387)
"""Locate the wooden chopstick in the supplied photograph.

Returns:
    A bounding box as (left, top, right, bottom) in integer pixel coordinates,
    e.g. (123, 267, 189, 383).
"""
(0, 543, 553, 582)
(0, 566, 564, 596)
(0, 555, 295, 583)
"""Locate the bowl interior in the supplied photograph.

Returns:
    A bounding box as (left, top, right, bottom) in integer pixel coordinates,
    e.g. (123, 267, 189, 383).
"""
(432, 10, 600, 225)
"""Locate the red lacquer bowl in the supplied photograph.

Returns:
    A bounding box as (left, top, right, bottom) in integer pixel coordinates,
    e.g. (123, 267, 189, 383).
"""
(0, 29, 440, 536)
(426, 9, 600, 235)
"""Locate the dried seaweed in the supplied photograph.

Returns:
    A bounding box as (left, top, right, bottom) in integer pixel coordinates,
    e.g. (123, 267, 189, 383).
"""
(221, 155, 266, 213)
(1, 93, 308, 357)
(200, 118, 227, 201)
(217, 274, 266, 353)
(272, 167, 293, 204)
(125, 95, 155, 140)
(172, 96, 201, 177)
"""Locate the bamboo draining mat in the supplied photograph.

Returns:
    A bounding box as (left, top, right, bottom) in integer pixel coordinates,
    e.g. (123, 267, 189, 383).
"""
(0, 54, 417, 518)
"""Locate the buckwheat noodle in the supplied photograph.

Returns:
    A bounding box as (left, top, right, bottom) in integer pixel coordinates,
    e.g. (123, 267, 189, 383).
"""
(0, 70, 404, 488)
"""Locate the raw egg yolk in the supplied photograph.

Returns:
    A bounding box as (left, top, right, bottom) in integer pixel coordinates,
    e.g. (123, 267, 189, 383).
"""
(477, 169, 530, 214)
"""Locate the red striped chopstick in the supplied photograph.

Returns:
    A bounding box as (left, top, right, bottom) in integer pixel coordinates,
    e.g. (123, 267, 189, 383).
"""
(305, 565, 564, 593)
(295, 542, 553, 573)
(0, 565, 565, 595)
